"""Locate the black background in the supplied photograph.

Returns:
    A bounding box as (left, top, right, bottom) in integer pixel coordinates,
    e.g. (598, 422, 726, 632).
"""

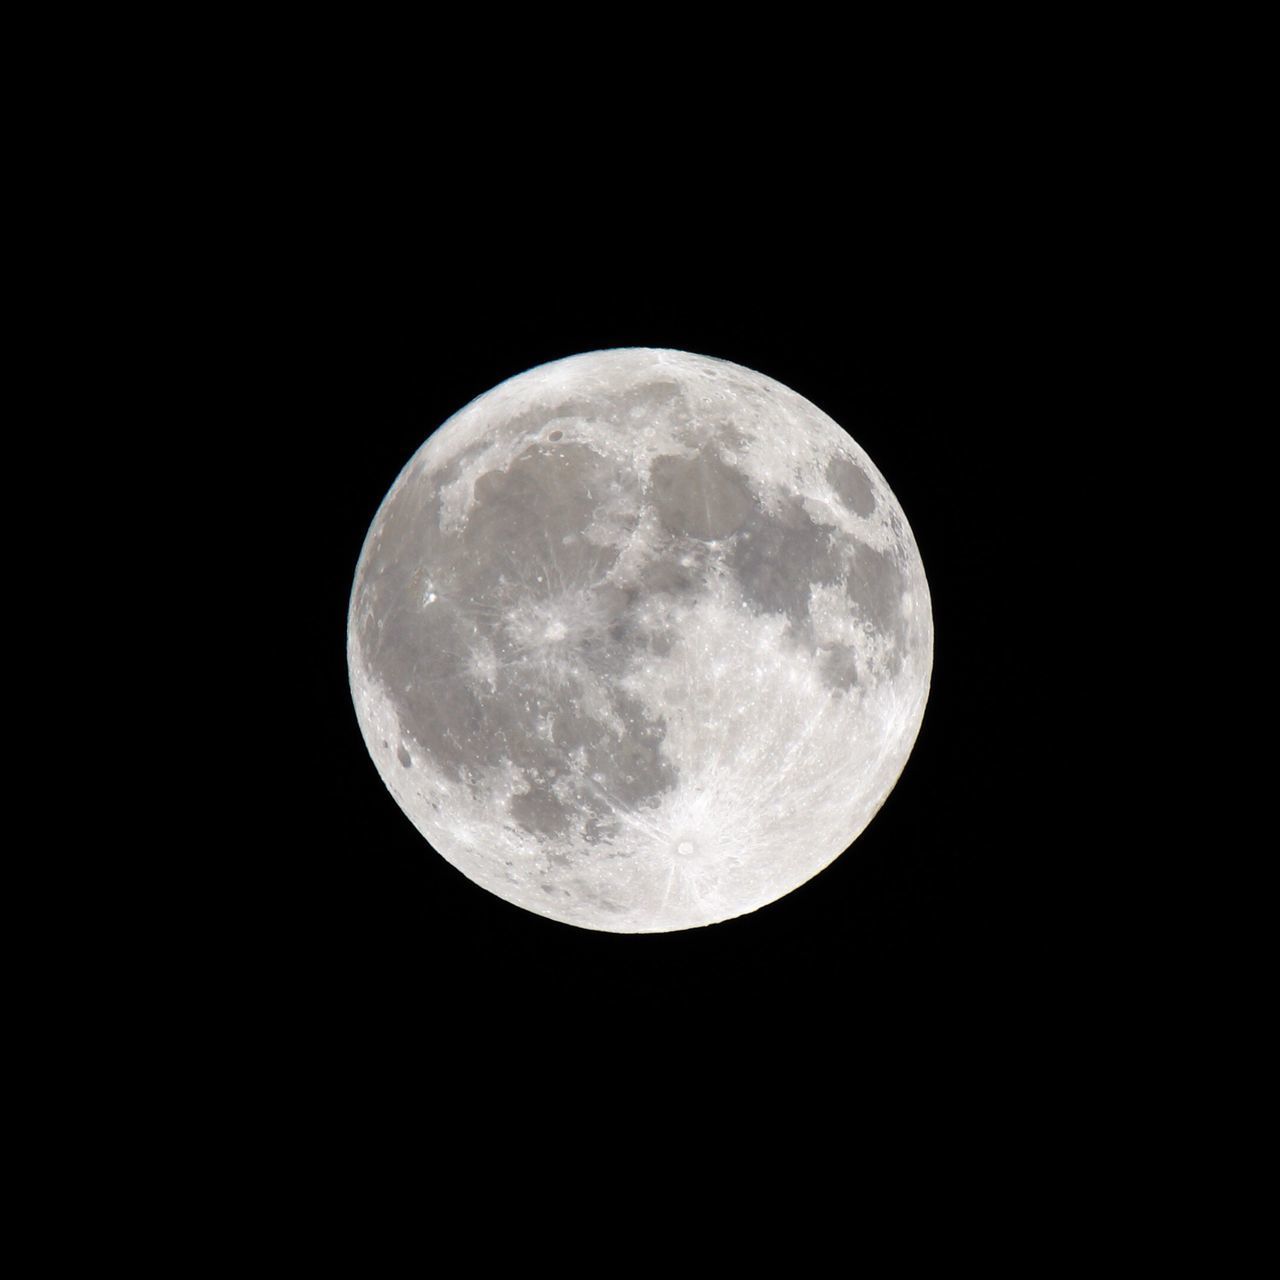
(104, 35, 1171, 1237)
(66, 40, 1156, 1232)
(253, 186, 1082, 1097)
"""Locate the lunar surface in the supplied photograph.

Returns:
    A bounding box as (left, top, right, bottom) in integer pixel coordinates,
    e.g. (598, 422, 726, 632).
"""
(348, 349, 932, 932)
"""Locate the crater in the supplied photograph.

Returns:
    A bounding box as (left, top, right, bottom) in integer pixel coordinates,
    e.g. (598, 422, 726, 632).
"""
(666, 835, 715, 866)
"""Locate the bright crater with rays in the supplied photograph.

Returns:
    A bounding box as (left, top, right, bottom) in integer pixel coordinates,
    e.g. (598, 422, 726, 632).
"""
(348, 349, 932, 932)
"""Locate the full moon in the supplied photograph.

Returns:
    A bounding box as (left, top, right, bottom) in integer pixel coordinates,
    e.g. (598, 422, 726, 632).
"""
(348, 349, 932, 932)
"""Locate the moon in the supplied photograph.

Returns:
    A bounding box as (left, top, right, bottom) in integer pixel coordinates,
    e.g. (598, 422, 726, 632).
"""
(348, 349, 933, 932)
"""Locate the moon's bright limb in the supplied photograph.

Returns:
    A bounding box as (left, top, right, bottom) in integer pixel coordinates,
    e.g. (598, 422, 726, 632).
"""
(348, 349, 932, 933)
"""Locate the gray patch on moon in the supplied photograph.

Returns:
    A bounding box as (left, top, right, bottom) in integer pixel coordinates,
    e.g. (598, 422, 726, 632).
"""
(827, 454, 877, 517)
(354, 436, 677, 846)
(614, 379, 688, 425)
(651, 450, 752, 541)
(847, 542, 908, 675)
(628, 550, 701, 599)
(728, 492, 843, 651)
(819, 643, 860, 689)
